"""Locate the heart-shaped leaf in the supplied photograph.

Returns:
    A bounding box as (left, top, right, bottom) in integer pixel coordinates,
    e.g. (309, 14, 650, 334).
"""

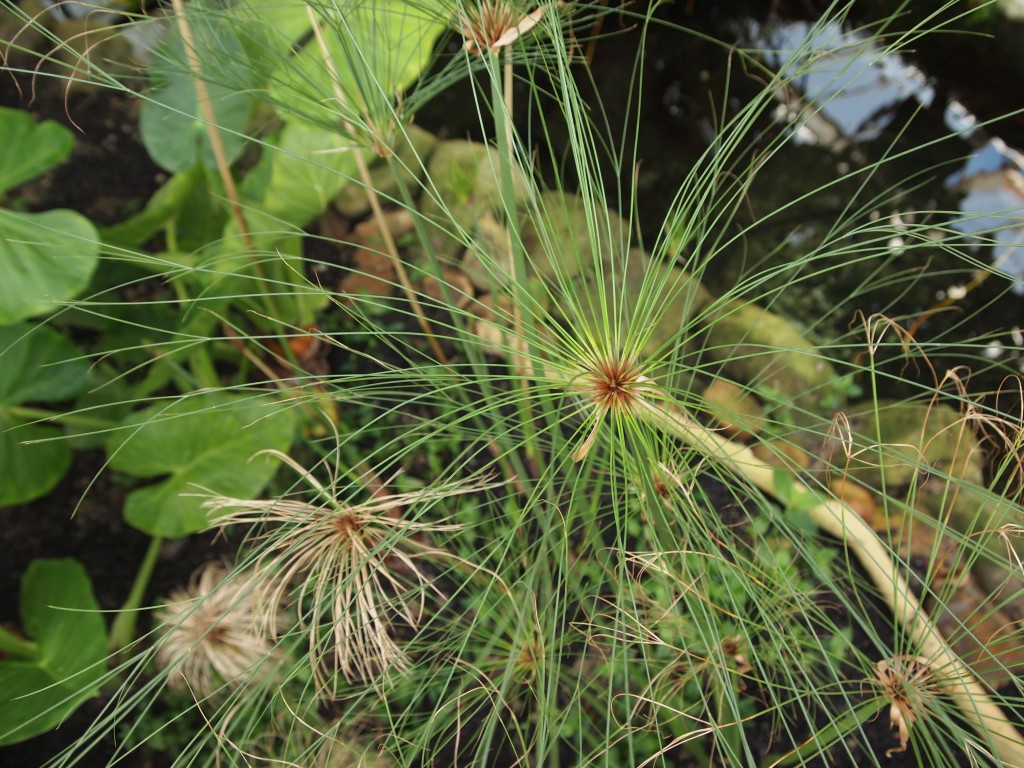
(0, 109, 98, 324)
(0, 324, 88, 505)
(0, 208, 100, 324)
(106, 392, 298, 537)
(263, 0, 444, 132)
(1, 420, 74, 507)
(0, 559, 106, 746)
(0, 107, 74, 196)
(232, 120, 362, 254)
(140, 24, 253, 173)
(259, 120, 362, 228)
(0, 324, 89, 405)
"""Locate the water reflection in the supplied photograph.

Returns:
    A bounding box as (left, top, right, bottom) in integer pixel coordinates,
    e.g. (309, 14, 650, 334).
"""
(757, 18, 1024, 294)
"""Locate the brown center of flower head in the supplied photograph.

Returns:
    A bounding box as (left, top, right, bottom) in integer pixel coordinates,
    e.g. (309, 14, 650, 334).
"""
(460, 1, 548, 56)
(570, 356, 654, 462)
(204, 623, 228, 646)
(586, 356, 645, 414)
(874, 655, 940, 757)
(332, 510, 362, 536)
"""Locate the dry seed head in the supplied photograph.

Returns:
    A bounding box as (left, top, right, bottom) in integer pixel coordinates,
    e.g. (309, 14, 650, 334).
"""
(203, 459, 498, 695)
(154, 562, 279, 696)
(873, 655, 942, 757)
(458, 1, 548, 56)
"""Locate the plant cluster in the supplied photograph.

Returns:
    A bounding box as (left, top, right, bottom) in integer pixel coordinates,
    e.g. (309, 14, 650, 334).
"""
(1, 1, 1023, 767)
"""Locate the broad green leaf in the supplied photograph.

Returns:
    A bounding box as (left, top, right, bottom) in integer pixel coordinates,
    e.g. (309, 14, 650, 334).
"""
(263, 121, 362, 226)
(0, 559, 106, 746)
(20, 560, 106, 680)
(0, 324, 88, 405)
(106, 392, 297, 537)
(234, 0, 316, 45)
(0, 324, 88, 505)
(0, 110, 97, 325)
(236, 121, 363, 249)
(67, 364, 135, 451)
(0, 107, 74, 196)
(0, 208, 100, 324)
(100, 165, 217, 251)
(140, 23, 253, 173)
(264, 0, 444, 132)
(0, 421, 73, 507)
(221, 121, 362, 288)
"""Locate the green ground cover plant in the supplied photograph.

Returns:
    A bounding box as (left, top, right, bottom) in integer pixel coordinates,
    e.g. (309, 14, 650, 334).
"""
(1, 1, 1024, 766)
(0, 107, 98, 504)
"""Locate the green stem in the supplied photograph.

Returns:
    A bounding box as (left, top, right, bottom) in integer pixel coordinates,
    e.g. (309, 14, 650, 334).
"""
(0, 624, 38, 658)
(6, 406, 118, 430)
(108, 535, 163, 652)
(157, 288, 221, 391)
(489, 51, 529, 324)
(488, 51, 541, 471)
(762, 699, 882, 767)
(187, 346, 221, 390)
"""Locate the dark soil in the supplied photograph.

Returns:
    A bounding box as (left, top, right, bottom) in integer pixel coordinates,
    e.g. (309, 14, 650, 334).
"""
(1, 72, 163, 227)
(0, 450, 236, 768)
(1, 26, 170, 768)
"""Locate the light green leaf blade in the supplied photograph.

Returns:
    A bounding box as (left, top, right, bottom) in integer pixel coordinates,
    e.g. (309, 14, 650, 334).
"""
(0, 559, 106, 746)
(0, 421, 72, 507)
(263, 121, 362, 225)
(264, 0, 444, 131)
(234, 0, 312, 43)
(106, 393, 298, 537)
(0, 208, 100, 324)
(0, 107, 74, 196)
(225, 120, 363, 256)
(0, 324, 89, 406)
(139, 24, 253, 173)
(20, 560, 107, 680)
(236, 121, 363, 248)
(0, 325, 88, 505)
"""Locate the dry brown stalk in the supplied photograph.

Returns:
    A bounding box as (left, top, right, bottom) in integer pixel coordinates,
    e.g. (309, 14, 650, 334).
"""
(304, 4, 447, 363)
(169, 0, 255, 256)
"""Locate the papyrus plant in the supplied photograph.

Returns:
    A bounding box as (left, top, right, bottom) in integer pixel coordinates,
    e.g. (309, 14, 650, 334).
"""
(5, 2, 1024, 767)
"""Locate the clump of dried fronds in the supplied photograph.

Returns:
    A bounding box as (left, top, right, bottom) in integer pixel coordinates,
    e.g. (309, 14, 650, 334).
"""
(873, 655, 943, 757)
(457, 1, 550, 56)
(155, 561, 279, 696)
(203, 452, 497, 694)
